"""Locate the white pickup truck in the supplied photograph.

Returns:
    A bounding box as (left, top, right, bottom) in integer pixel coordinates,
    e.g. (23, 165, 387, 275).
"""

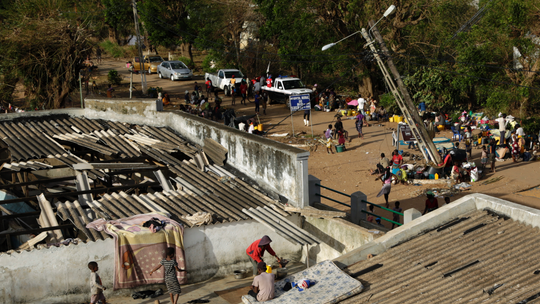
(262, 77, 313, 104)
(205, 69, 244, 96)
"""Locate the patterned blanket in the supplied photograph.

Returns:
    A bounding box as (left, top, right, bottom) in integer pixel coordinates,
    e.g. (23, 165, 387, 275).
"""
(242, 260, 363, 304)
(87, 212, 186, 290)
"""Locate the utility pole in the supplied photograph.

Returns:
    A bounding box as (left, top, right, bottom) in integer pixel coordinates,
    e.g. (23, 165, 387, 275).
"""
(362, 22, 443, 165)
(131, 0, 147, 94)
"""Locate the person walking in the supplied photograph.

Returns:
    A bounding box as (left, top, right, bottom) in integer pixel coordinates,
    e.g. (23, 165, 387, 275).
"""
(376, 166, 392, 208)
(149, 247, 186, 304)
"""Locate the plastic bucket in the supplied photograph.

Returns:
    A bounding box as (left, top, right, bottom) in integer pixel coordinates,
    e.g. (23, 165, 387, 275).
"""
(258, 124, 263, 132)
(396, 116, 404, 123)
(336, 145, 345, 153)
(389, 117, 394, 123)
(340, 110, 347, 116)
(347, 110, 353, 116)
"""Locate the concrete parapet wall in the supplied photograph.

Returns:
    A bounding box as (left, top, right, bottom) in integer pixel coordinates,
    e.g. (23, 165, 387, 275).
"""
(0, 219, 302, 304)
(81, 101, 310, 207)
(302, 216, 374, 265)
(85, 98, 157, 116)
(0, 101, 311, 207)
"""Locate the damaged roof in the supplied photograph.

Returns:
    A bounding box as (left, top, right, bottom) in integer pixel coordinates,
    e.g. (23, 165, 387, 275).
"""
(0, 115, 292, 252)
(341, 209, 540, 303)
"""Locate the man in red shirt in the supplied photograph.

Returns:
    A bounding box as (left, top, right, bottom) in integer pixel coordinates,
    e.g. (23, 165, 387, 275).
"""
(246, 235, 281, 276)
(266, 75, 272, 88)
(423, 191, 439, 215)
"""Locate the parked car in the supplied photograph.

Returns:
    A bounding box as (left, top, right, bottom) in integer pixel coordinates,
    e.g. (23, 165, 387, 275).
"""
(205, 69, 244, 96)
(131, 55, 164, 74)
(157, 61, 193, 81)
(262, 76, 313, 105)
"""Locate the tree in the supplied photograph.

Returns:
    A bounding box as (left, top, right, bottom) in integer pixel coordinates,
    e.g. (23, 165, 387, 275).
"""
(102, 0, 134, 44)
(0, 0, 95, 109)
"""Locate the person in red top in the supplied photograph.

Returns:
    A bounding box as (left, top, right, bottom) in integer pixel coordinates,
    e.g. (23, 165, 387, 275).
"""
(423, 191, 439, 215)
(240, 82, 248, 105)
(266, 75, 272, 88)
(246, 235, 281, 276)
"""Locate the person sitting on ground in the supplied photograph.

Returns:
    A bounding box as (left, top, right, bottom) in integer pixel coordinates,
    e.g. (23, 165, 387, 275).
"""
(423, 191, 439, 215)
(324, 124, 334, 154)
(378, 106, 388, 122)
(451, 161, 462, 183)
(248, 262, 275, 302)
(371, 153, 390, 175)
(106, 84, 114, 98)
(246, 236, 281, 276)
(163, 93, 171, 106)
(391, 201, 402, 229)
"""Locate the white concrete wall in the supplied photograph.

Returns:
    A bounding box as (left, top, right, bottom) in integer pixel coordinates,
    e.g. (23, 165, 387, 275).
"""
(81, 102, 310, 208)
(0, 219, 302, 304)
(301, 217, 374, 265)
(0, 104, 311, 208)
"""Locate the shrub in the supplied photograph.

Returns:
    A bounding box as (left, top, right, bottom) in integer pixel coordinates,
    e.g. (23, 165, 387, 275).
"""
(202, 55, 219, 73)
(100, 41, 125, 58)
(378, 92, 400, 115)
(176, 56, 195, 69)
(108, 69, 122, 85)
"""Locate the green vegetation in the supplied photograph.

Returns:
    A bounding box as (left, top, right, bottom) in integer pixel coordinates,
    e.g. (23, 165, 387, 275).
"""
(0, 0, 538, 117)
(176, 57, 195, 69)
(107, 70, 123, 85)
(100, 41, 126, 58)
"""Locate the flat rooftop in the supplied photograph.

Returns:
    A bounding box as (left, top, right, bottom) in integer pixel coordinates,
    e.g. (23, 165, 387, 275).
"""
(340, 208, 540, 303)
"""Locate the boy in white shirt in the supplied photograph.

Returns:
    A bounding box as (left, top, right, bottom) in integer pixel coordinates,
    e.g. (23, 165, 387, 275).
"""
(88, 261, 107, 304)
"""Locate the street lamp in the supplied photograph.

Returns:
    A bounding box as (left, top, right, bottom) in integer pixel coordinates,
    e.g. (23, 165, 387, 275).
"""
(321, 4, 396, 51)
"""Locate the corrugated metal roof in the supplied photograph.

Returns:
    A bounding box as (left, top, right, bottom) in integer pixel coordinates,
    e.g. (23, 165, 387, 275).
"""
(341, 210, 540, 303)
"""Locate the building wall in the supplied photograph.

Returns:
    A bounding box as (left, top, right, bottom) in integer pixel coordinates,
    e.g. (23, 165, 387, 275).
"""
(0, 219, 302, 304)
(82, 101, 310, 208)
(302, 217, 374, 265)
(85, 98, 157, 116)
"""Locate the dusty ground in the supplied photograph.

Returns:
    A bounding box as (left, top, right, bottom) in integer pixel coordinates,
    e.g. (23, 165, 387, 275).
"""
(42, 56, 540, 229)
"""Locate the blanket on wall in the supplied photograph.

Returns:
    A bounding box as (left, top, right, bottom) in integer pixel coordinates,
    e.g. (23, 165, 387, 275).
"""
(87, 212, 186, 290)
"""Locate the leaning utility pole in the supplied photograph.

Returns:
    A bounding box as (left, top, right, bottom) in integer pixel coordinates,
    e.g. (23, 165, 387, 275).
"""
(362, 21, 443, 165)
(131, 0, 147, 94)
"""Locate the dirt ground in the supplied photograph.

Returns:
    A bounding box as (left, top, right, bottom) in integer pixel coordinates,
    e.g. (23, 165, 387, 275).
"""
(39, 56, 540, 229)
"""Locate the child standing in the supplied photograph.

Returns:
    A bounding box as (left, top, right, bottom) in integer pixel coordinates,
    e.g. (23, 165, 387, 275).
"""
(337, 130, 346, 149)
(88, 261, 107, 304)
(150, 247, 185, 304)
(324, 124, 334, 154)
(391, 201, 402, 229)
(481, 145, 488, 171)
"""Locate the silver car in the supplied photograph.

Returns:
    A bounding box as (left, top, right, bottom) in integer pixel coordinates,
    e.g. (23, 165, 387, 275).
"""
(157, 61, 193, 81)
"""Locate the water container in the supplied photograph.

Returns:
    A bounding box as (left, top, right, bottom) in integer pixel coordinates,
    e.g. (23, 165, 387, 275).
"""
(258, 124, 263, 132)
(266, 265, 273, 273)
(435, 173, 439, 180)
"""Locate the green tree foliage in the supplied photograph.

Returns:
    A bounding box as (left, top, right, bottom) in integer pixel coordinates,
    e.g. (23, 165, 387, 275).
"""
(0, 0, 94, 109)
(102, 0, 134, 44)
